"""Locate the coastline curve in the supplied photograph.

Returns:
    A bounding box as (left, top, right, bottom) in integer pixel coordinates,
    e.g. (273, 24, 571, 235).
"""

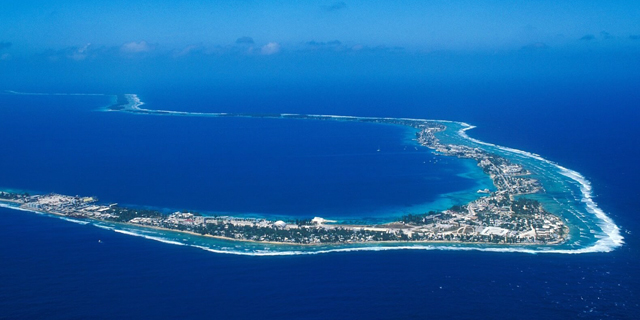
(0, 91, 624, 255)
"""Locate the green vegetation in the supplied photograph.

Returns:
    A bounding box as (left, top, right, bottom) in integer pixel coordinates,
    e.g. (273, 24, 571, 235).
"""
(511, 198, 543, 215)
(399, 211, 439, 224)
(0, 191, 28, 200)
(106, 206, 165, 222)
(200, 223, 410, 243)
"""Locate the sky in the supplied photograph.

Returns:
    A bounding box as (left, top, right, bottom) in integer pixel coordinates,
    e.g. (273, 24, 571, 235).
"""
(2, 1, 640, 52)
(1, 1, 639, 91)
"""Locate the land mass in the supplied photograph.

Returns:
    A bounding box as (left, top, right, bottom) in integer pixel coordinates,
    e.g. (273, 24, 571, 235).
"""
(0, 95, 568, 246)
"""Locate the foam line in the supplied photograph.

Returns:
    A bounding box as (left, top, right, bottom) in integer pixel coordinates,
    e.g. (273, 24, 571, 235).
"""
(149, 238, 621, 256)
(6, 90, 106, 96)
(60, 217, 90, 225)
(457, 123, 623, 253)
(112, 229, 186, 246)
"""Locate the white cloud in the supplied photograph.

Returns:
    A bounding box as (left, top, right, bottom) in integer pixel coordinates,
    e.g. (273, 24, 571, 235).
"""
(121, 41, 153, 53)
(260, 42, 280, 55)
(68, 43, 91, 61)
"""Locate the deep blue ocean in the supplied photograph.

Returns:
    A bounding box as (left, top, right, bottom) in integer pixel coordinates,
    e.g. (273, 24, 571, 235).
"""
(1, 80, 638, 319)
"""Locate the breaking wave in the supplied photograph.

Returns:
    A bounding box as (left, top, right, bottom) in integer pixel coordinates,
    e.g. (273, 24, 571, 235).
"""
(5, 90, 106, 96)
(79, 221, 620, 256)
(456, 123, 623, 253)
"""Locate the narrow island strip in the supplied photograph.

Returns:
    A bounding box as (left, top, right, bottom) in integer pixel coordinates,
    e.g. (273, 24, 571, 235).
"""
(0, 94, 569, 246)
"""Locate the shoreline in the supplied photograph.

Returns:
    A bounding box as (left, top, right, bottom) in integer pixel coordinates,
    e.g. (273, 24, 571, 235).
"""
(0, 191, 567, 249)
(0, 91, 622, 254)
(0, 201, 562, 248)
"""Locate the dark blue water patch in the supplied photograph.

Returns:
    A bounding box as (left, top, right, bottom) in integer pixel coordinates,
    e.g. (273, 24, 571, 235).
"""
(0, 207, 637, 320)
(2, 81, 638, 320)
(0, 94, 477, 218)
